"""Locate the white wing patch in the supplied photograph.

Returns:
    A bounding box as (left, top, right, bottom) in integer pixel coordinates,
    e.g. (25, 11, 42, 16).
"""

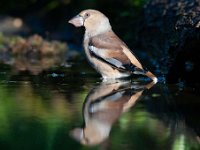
(106, 58, 125, 68)
(105, 91, 125, 101)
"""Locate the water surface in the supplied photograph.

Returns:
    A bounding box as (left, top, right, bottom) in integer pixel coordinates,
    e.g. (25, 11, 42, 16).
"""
(0, 57, 200, 150)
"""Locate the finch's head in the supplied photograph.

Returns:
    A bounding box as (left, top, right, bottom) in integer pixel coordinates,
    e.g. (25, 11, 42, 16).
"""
(68, 9, 111, 36)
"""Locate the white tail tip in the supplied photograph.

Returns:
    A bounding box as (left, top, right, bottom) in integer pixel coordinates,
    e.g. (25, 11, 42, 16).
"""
(152, 77, 158, 83)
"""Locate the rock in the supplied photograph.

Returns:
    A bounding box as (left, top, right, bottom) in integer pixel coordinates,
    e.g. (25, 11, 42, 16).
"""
(0, 33, 68, 74)
(0, 33, 67, 56)
(141, 0, 200, 86)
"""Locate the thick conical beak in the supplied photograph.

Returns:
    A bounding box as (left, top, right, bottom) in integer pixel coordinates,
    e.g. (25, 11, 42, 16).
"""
(68, 15, 84, 27)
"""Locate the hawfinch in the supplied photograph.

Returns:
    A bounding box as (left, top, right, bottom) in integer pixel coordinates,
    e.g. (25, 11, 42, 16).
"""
(68, 9, 158, 83)
(70, 81, 155, 145)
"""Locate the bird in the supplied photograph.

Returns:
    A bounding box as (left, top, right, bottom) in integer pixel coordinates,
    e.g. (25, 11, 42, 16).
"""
(68, 9, 158, 83)
(70, 81, 155, 145)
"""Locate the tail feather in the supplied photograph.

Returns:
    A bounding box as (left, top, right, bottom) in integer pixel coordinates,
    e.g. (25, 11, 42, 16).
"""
(145, 71, 158, 83)
(121, 45, 158, 83)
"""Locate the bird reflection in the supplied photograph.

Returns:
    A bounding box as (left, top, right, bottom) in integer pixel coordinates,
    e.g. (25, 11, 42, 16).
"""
(70, 81, 156, 146)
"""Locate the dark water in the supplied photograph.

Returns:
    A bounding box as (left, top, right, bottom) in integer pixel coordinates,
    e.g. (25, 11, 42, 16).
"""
(0, 56, 200, 150)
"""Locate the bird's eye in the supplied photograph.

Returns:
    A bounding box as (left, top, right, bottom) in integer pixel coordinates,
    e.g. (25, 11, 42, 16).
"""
(85, 13, 90, 18)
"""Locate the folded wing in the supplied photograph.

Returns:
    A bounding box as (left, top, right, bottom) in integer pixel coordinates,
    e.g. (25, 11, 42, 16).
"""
(89, 31, 147, 75)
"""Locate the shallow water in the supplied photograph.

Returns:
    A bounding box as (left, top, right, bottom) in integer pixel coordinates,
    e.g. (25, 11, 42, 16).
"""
(0, 58, 200, 150)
